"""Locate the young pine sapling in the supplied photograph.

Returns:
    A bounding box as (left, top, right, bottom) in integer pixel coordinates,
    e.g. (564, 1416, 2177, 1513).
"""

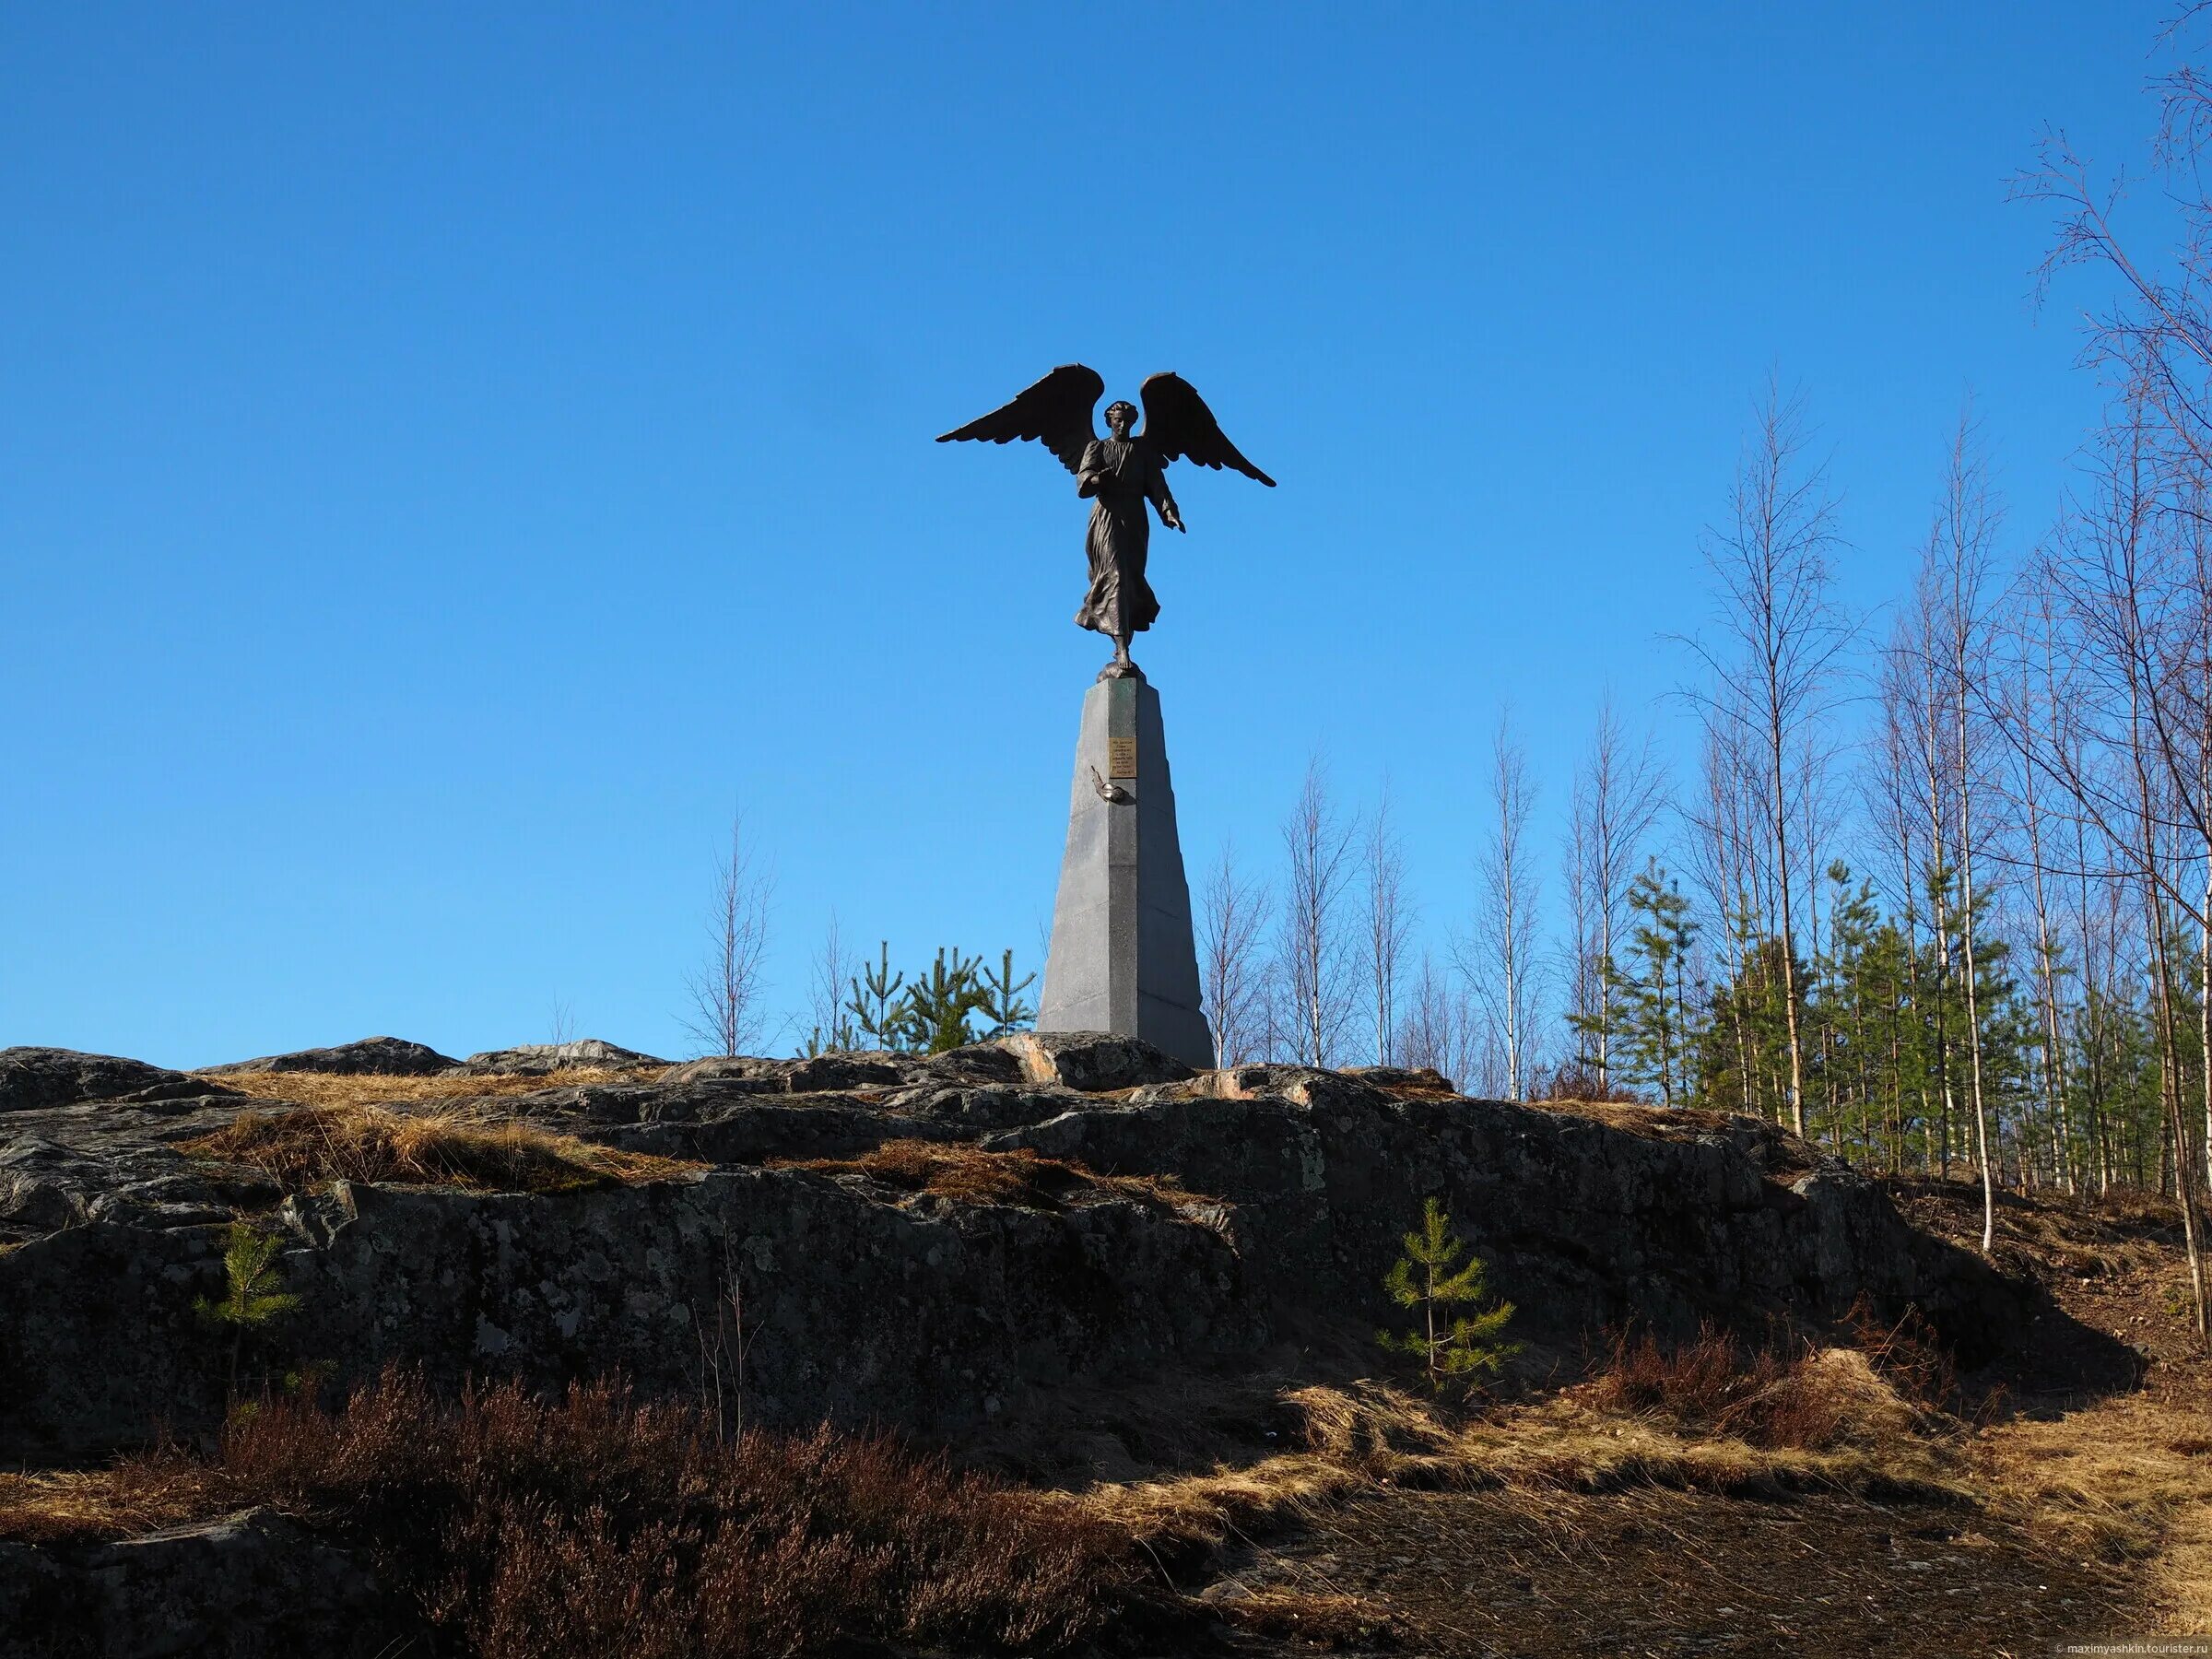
(194, 1220, 301, 1404)
(979, 948, 1037, 1038)
(1378, 1197, 1520, 1398)
(898, 947, 989, 1053)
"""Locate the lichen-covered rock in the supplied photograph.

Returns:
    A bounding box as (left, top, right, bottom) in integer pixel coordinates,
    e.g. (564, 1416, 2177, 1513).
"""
(0, 1544, 73, 1659)
(0, 1031, 2036, 1463)
(992, 1073, 2029, 1362)
(0, 1508, 410, 1659)
(201, 1037, 458, 1077)
(658, 1052, 916, 1091)
(999, 1031, 1194, 1092)
(0, 1162, 1260, 1462)
(0, 1049, 200, 1113)
(454, 1039, 669, 1075)
(0, 1103, 280, 1247)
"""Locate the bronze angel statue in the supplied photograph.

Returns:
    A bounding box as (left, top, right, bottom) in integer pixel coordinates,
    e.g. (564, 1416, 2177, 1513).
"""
(937, 366, 1275, 676)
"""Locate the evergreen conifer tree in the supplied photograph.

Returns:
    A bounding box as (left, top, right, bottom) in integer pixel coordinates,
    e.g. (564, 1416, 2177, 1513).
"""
(979, 948, 1037, 1038)
(194, 1221, 300, 1403)
(897, 947, 989, 1053)
(844, 943, 905, 1051)
(1607, 861, 1699, 1107)
(1377, 1197, 1520, 1397)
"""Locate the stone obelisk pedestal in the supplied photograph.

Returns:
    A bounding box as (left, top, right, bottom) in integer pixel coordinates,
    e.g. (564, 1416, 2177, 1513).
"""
(1036, 669, 1216, 1069)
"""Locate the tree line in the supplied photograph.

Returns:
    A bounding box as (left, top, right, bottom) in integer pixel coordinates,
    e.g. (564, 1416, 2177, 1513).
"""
(671, 17, 2210, 1314)
(1199, 23, 2212, 1318)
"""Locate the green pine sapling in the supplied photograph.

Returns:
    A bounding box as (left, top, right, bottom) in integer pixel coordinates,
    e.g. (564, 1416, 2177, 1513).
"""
(979, 948, 1037, 1038)
(194, 1220, 301, 1404)
(1378, 1197, 1520, 1397)
(844, 942, 906, 1051)
(897, 947, 989, 1053)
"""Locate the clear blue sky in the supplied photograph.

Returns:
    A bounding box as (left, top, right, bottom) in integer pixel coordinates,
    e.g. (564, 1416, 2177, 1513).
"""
(0, 3, 2166, 1067)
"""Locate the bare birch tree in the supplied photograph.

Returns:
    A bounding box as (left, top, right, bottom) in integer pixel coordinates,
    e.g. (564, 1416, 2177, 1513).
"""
(1363, 783, 1415, 1065)
(1565, 694, 1669, 1088)
(1394, 950, 1471, 1086)
(1929, 406, 2005, 1251)
(805, 913, 857, 1053)
(2028, 400, 2211, 1338)
(1462, 712, 1542, 1100)
(684, 810, 774, 1058)
(1201, 841, 1274, 1066)
(1684, 705, 1766, 1119)
(1279, 758, 1359, 1068)
(1682, 379, 1852, 1138)
(2006, 589, 2077, 1193)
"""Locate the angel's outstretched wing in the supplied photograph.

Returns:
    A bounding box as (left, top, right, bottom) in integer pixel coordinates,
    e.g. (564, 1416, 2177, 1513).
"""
(935, 364, 1105, 475)
(1138, 372, 1276, 487)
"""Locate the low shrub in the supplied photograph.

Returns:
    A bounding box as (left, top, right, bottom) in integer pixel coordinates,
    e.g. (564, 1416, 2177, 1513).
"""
(1527, 1062, 1649, 1105)
(1586, 1323, 1933, 1452)
(41, 1368, 1142, 1656)
(1842, 1297, 1960, 1412)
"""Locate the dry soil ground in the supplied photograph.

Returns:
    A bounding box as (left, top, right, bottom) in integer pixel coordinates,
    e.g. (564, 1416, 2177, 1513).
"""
(1156, 1180, 2208, 1659)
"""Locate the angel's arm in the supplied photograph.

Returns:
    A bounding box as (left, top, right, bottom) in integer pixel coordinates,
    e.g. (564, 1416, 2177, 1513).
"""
(1148, 462, 1182, 529)
(1076, 441, 1109, 499)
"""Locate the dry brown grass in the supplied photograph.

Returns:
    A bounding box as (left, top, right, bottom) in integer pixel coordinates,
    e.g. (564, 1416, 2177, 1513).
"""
(1981, 1393, 2212, 1572)
(779, 1139, 1209, 1216)
(0, 1455, 220, 1547)
(1583, 1320, 1947, 1452)
(1210, 1587, 1406, 1649)
(192, 1067, 664, 1112)
(1351, 1068, 1465, 1102)
(1077, 1372, 1965, 1566)
(1523, 1097, 1753, 1140)
(1881, 1177, 2212, 1629)
(178, 1101, 701, 1194)
(1885, 1175, 2177, 1280)
(0, 1370, 1146, 1657)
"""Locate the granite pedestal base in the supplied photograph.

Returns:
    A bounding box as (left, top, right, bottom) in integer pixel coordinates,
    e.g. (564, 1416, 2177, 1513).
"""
(1035, 669, 1215, 1069)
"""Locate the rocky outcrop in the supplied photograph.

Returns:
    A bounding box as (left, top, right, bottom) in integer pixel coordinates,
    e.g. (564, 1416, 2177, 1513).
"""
(0, 1163, 1254, 1464)
(454, 1039, 669, 1075)
(995, 1063, 2027, 1363)
(0, 1049, 229, 1114)
(0, 1033, 2029, 1464)
(0, 1510, 411, 1659)
(202, 1037, 459, 1077)
(1002, 1030, 1194, 1092)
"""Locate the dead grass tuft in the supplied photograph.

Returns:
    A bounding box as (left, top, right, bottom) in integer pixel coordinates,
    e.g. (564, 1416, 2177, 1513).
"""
(1584, 1322, 1942, 1452)
(2, 1369, 1146, 1656)
(1078, 1373, 1964, 1565)
(1524, 1098, 1752, 1141)
(1213, 1587, 1406, 1649)
(0, 1454, 221, 1546)
(178, 1101, 702, 1194)
(192, 1067, 664, 1112)
(780, 1139, 1207, 1216)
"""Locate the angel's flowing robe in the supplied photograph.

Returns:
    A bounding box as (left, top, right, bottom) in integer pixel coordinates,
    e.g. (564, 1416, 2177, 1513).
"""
(1074, 439, 1177, 639)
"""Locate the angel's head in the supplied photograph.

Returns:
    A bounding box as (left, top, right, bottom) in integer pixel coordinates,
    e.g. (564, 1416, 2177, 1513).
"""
(1104, 400, 1137, 438)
